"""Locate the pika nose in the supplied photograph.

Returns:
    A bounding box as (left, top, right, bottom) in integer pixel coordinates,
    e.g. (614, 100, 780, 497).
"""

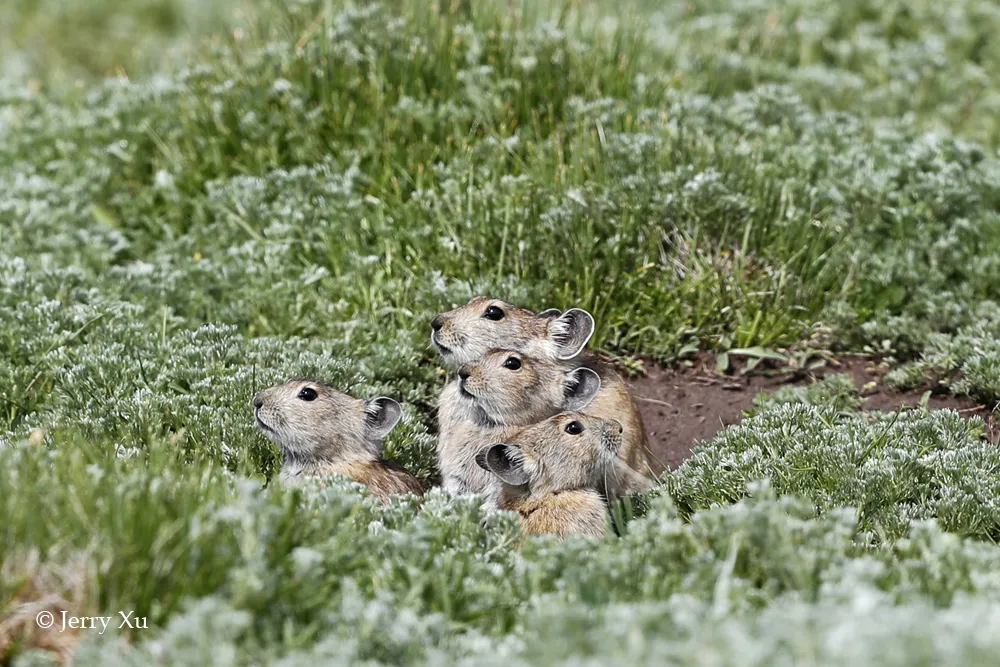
(458, 366, 471, 381)
(431, 315, 445, 332)
(252, 393, 264, 410)
(609, 420, 624, 435)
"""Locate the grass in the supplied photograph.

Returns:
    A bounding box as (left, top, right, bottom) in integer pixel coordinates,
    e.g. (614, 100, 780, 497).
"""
(2, 0, 1000, 663)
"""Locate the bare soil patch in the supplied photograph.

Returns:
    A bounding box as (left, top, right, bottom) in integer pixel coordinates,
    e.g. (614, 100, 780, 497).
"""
(627, 355, 999, 474)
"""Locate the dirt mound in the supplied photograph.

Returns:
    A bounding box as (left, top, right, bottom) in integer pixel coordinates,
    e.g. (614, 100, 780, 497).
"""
(628, 355, 999, 474)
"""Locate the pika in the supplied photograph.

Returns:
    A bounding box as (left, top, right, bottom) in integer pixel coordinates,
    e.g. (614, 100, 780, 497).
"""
(253, 379, 422, 503)
(476, 412, 623, 539)
(431, 296, 589, 367)
(456, 348, 602, 426)
(437, 349, 602, 504)
(431, 297, 654, 490)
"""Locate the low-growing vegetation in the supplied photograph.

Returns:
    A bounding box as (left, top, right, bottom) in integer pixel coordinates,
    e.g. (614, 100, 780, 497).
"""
(2, 0, 1000, 664)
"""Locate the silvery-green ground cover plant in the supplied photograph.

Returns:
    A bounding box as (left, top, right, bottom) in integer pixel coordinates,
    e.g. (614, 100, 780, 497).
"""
(2, 0, 1000, 663)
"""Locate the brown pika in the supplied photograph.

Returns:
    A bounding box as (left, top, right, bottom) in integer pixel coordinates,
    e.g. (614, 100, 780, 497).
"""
(253, 379, 422, 503)
(431, 296, 656, 492)
(437, 350, 601, 504)
(475, 412, 623, 539)
(431, 296, 594, 367)
(456, 349, 602, 426)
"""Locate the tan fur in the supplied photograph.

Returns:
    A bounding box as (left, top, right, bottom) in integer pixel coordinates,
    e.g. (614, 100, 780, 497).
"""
(455, 349, 600, 425)
(436, 388, 518, 505)
(503, 490, 609, 540)
(328, 459, 424, 503)
(253, 379, 422, 503)
(479, 413, 623, 539)
(438, 348, 601, 503)
(431, 297, 555, 365)
(432, 297, 655, 492)
(578, 358, 653, 481)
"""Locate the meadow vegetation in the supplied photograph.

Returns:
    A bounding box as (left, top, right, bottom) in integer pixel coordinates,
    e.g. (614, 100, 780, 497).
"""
(2, 0, 1000, 663)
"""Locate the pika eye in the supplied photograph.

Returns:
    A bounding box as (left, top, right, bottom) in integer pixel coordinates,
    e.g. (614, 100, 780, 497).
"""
(564, 421, 584, 435)
(483, 305, 505, 321)
(298, 387, 318, 402)
(503, 357, 521, 370)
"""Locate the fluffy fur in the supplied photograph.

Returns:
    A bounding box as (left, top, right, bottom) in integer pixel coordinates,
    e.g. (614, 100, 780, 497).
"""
(431, 297, 655, 492)
(437, 351, 601, 504)
(253, 379, 422, 502)
(476, 412, 623, 539)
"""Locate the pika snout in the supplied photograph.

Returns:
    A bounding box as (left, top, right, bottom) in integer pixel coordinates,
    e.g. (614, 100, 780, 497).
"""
(253, 387, 283, 435)
(456, 364, 475, 399)
(602, 419, 624, 453)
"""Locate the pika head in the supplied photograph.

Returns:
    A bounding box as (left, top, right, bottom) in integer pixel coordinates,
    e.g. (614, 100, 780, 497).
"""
(253, 379, 402, 462)
(475, 413, 623, 498)
(456, 349, 601, 426)
(430, 296, 595, 366)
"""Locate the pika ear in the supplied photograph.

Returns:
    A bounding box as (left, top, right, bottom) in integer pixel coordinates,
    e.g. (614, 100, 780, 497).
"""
(537, 308, 563, 318)
(547, 308, 595, 359)
(563, 367, 601, 412)
(363, 397, 403, 440)
(475, 444, 530, 486)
